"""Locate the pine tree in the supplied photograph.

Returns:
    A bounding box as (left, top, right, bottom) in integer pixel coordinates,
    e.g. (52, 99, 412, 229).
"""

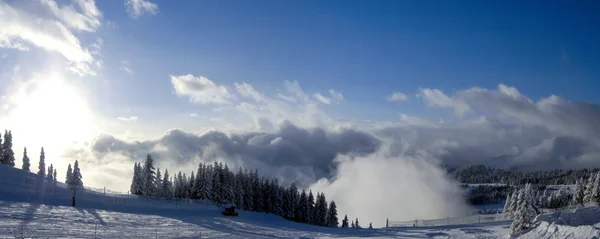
(583, 174, 595, 203)
(47, 164, 54, 181)
(234, 167, 245, 208)
(188, 171, 195, 199)
(1, 130, 15, 167)
(327, 201, 338, 227)
(503, 192, 513, 216)
(288, 183, 298, 219)
(223, 164, 234, 204)
(143, 154, 156, 196)
(156, 168, 162, 197)
(22, 147, 30, 171)
(37, 147, 45, 177)
(571, 178, 585, 206)
(243, 169, 253, 211)
(297, 189, 309, 223)
(212, 162, 223, 204)
(308, 190, 316, 224)
(368, 223, 373, 229)
(342, 215, 349, 228)
(72, 160, 83, 188)
(355, 218, 361, 228)
(53, 168, 57, 184)
(201, 164, 211, 200)
(161, 169, 172, 198)
(66, 164, 73, 185)
(252, 170, 262, 211)
(511, 187, 536, 232)
(351, 221, 355, 228)
(592, 172, 600, 203)
(193, 163, 204, 199)
(509, 190, 519, 217)
(316, 193, 328, 226)
(271, 178, 282, 215)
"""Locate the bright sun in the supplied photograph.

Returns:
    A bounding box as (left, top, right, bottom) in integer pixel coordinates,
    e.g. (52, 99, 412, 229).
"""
(4, 74, 95, 165)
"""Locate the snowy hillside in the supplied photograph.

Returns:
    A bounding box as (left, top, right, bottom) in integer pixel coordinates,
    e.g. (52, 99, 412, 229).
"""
(1, 164, 599, 238)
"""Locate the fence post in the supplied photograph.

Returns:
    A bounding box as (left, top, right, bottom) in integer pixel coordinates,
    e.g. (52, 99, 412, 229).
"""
(155, 229, 158, 239)
(478, 214, 481, 223)
(94, 223, 97, 239)
(446, 217, 449, 225)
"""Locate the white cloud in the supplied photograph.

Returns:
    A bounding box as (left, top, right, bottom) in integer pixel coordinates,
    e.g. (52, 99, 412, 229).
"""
(170, 74, 234, 104)
(39, 0, 101, 32)
(0, 0, 102, 76)
(277, 93, 297, 102)
(120, 66, 132, 74)
(418, 88, 471, 115)
(235, 82, 264, 102)
(388, 92, 409, 101)
(189, 113, 198, 117)
(125, 0, 158, 19)
(314, 89, 344, 105)
(313, 93, 332, 104)
(117, 116, 138, 121)
(329, 89, 344, 103)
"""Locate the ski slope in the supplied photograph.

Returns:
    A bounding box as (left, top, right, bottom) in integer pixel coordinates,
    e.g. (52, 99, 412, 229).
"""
(0, 164, 597, 238)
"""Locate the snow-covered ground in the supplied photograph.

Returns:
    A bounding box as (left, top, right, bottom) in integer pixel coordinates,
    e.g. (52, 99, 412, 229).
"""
(0, 164, 598, 238)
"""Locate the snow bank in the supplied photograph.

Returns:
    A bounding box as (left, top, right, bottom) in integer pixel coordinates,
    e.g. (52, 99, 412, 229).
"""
(535, 205, 600, 227)
(517, 206, 600, 238)
(518, 221, 600, 239)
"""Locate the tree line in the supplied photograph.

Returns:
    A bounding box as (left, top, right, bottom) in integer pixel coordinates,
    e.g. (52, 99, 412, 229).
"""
(450, 164, 599, 185)
(130, 154, 359, 228)
(1, 130, 84, 189)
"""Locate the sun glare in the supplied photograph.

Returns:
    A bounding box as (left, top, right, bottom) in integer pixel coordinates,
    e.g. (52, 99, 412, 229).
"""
(5, 75, 95, 165)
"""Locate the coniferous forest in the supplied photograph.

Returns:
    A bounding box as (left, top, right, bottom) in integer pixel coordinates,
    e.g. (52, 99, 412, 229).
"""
(129, 153, 342, 228)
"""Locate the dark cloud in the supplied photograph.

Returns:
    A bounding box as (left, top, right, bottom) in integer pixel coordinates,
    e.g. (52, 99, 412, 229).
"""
(88, 120, 380, 187)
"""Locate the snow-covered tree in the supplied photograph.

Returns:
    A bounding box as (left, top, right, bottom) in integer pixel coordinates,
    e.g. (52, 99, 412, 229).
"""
(368, 223, 373, 229)
(355, 218, 361, 228)
(351, 220, 355, 228)
(327, 201, 338, 227)
(223, 164, 234, 204)
(583, 174, 595, 203)
(571, 177, 585, 206)
(72, 160, 84, 188)
(511, 187, 536, 233)
(1, 130, 15, 167)
(22, 147, 30, 171)
(234, 167, 245, 208)
(187, 171, 195, 198)
(161, 169, 172, 198)
(130, 162, 144, 195)
(592, 172, 600, 203)
(193, 163, 203, 199)
(66, 164, 73, 185)
(212, 162, 224, 204)
(342, 215, 349, 228)
(509, 190, 519, 217)
(503, 192, 513, 216)
(37, 147, 45, 177)
(143, 154, 156, 196)
(156, 168, 162, 197)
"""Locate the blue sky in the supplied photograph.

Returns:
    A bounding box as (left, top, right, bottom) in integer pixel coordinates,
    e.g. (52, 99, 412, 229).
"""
(83, 0, 600, 123)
